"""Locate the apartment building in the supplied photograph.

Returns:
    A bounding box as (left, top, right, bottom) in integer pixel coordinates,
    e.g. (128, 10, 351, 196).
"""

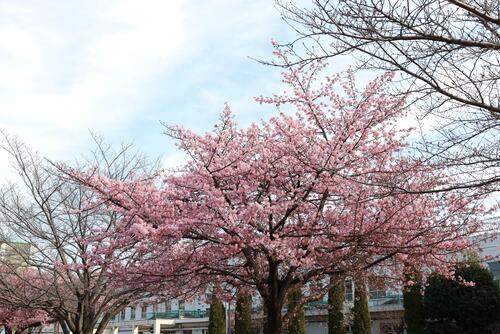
(37, 234, 499, 334)
(102, 299, 211, 334)
(0, 241, 31, 266)
(295, 233, 500, 334)
(95, 234, 500, 334)
(250, 280, 404, 334)
(479, 233, 500, 281)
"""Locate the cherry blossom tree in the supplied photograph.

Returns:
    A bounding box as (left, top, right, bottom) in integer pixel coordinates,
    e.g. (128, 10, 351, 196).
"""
(70, 48, 488, 334)
(0, 303, 49, 334)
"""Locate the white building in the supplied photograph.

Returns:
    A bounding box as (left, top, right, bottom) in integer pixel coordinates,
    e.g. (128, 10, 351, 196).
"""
(299, 233, 500, 334)
(39, 234, 500, 334)
(252, 280, 404, 334)
(101, 299, 211, 334)
(0, 241, 31, 266)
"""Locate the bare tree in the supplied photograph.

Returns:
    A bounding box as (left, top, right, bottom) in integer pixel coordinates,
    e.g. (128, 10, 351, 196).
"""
(277, 0, 500, 192)
(0, 133, 159, 334)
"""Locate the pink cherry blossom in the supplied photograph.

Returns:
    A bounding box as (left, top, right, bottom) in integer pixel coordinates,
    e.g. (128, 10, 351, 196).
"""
(68, 45, 490, 334)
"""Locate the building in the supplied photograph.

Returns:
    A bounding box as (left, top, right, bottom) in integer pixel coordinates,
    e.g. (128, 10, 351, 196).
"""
(251, 281, 404, 334)
(296, 233, 500, 334)
(0, 241, 31, 267)
(302, 286, 405, 334)
(39, 233, 500, 334)
(101, 299, 211, 334)
(479, 233, 500, 282)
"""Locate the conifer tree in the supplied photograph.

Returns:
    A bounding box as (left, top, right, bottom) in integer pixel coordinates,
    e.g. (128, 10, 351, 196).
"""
(352, 279, 370, 334)
(208, 293, 225, 334)
(286, 286, 305, 334)
(235, 290, 252, 334)
(424, 260, 500, 334)
(328, 277, 346, 334)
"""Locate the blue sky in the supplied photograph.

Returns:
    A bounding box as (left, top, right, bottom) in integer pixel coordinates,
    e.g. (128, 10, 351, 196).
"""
(0, 1, 313, 178)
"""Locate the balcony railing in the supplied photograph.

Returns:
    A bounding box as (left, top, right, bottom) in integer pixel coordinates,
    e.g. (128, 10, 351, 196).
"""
(147, 309, 210, 319)
(369, 294, 404, 307)
(302, 294, 404, 311)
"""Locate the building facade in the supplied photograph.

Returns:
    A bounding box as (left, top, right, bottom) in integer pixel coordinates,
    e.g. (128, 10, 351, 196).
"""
(0, 241, 31, 266)
(101, 299, 211, 334)
(39, 234, 499, 334)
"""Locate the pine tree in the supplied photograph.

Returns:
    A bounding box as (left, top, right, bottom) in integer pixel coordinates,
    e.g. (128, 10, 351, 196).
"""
(208, 293, 226, 334)
(328, 276, 346, 334)
(403, 268, 424, 334)
(352, 279, 371, 334)
(286, 286, 306, 334)
(235, 290, 252, 334)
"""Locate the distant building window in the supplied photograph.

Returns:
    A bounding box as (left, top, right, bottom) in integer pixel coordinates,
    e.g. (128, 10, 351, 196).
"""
(120, 309, 126, 320)
(345, 279, 353, 302)
(165, 301, 171, 312)
(369, 287, 386, 299)
(130, 306, 136, 320)
(182, 330, 192, 334)
(141, 305, 148, 319)
(179, 299, 185, 310)
(488, 261, 500, 280)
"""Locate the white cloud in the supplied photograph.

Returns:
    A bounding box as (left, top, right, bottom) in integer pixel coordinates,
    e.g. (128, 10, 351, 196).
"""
(0, 0, 189, 128)
(0, 0, 193, 179)
(0, 0, 291, 182)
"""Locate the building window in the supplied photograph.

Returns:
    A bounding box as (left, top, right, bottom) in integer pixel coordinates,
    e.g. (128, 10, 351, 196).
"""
(488, 260, 500, 280)
(141, 305, 148, 319)
(369, 287, 386, 299)
(345, 279, 354, 302)
(130, 306, 136, 320)
(120, 309, 126, 320)
(165, 301, 171, 312)
(182, 331, 192, 334)
(179, 299, 185, 310)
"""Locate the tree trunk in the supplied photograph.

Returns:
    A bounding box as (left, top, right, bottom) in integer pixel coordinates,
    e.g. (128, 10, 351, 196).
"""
(58, 321, 70, 334)
(262, 259, 288, 334)
(264, 300, 283, 334)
